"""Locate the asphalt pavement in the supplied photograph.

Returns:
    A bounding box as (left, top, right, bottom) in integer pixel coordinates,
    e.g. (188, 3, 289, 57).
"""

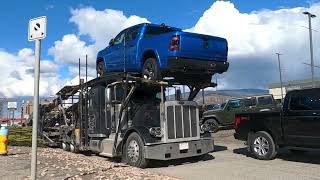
(150, 130, 320, 180)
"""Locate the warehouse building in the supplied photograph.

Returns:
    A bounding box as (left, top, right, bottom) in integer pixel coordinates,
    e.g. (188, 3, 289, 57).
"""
(268, 78, 320, 102)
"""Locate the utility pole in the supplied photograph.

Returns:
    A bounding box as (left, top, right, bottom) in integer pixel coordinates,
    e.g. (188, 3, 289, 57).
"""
(303, 11, 316, 88)
(276, 53, 284, 102)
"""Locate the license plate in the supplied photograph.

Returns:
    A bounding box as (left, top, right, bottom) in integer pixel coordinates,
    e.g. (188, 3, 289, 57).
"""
(179, 142, 189, 150)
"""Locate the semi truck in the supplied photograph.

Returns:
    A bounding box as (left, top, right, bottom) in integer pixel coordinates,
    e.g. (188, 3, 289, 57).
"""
(42, 74, 216, 167)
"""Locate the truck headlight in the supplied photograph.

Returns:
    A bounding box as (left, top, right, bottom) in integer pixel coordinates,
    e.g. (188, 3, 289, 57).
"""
(149, 127, 163, 137)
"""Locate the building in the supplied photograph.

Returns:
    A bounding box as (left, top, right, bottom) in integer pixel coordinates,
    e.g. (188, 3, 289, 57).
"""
(22, 101, 33, 119)
(268, 78, 320, 101)
(0, 118, 27, 127)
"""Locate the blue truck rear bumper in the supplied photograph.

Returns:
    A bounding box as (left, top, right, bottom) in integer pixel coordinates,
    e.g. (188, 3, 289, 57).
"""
(166, 57, 229, 75)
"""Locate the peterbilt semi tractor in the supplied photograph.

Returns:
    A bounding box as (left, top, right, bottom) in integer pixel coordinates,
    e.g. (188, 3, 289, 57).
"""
(48, 74, 216, 168)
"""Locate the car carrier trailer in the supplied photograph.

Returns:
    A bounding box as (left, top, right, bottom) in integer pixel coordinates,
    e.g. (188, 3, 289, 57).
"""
(41, 73, 216, 168)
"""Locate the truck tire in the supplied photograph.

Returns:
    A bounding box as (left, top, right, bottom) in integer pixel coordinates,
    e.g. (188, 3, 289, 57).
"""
(250, 131, 277, 160)
(62, 142, 70, 151)
(123, 132, 149, 168)
(142, 58, 161, 80)
(203, 118, 219, 133)
(97, 61, 106, 77)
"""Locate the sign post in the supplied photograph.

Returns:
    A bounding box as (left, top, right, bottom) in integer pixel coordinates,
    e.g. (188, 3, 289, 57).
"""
(28, 16, 46, 180)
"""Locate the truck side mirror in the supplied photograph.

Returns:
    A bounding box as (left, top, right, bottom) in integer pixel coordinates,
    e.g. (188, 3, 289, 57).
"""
(227, 106, 231, 111)
(109, 38, 115, 46)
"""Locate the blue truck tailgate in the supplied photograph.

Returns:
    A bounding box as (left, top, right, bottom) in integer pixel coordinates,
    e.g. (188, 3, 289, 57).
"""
(177, 32, 228, 61)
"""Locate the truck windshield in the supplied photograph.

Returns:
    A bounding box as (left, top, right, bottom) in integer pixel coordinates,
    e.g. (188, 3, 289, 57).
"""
(258, 96, 273, 106)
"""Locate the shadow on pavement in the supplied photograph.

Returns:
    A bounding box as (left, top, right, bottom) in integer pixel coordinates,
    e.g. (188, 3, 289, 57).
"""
(148, 154, 215, 168)
(214, 145, 228, 152)
(233, 147, 320, 165)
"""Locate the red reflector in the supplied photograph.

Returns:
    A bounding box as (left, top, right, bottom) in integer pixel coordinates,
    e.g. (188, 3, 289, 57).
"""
(234, 116, 241, 129)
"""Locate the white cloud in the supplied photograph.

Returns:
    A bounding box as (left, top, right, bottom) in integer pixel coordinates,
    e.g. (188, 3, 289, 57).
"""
(0, 49, 61, 97)
(69, 7, 149, 48)
(48, 34, 96, 66)
(187, 1, 320, 89)
(49, 7, 149, 81)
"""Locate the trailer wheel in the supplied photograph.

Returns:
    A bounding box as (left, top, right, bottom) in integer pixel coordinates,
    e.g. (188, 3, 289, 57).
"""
(70, 143, 78, 153)
(124, 132, 149, 168)
(97, 61, 106, 77)
(250, 131, 277, 160)
(142, 58, 161, 80)
(62, 142, 70, 151)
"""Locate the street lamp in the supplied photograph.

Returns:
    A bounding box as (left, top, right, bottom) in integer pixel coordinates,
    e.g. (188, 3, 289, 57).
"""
(303, 11, 316, 88)
(276, 53, 284, 102)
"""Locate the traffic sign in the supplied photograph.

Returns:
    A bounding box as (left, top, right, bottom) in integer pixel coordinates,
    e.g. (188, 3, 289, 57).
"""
(28, 16, 46, 41)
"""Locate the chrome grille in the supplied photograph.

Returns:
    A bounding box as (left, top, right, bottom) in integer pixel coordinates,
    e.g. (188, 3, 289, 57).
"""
(165, 101, 199, 142)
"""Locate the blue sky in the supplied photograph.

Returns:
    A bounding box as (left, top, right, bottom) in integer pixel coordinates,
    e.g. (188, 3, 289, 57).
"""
(0, 0, 319, 98)
(0, 0, 315, 57)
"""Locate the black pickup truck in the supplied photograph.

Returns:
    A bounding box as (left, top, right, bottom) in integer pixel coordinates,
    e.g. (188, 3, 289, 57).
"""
(234, 88, 320, 160)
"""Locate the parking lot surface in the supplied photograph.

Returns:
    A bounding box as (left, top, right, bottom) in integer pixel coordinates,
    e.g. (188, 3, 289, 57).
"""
(1, 130, 320, 180)
(151, 130, 320, 180)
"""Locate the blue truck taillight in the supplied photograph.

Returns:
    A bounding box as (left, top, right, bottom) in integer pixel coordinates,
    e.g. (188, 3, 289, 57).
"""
(169, 35, 180, 51)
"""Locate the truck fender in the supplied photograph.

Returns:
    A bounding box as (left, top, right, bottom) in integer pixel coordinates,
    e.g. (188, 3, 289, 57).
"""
(122, 126, 158, 146)
(202, 115, 222, 125)
(140, 49, 161, 68)
(247, 131, 255, 153)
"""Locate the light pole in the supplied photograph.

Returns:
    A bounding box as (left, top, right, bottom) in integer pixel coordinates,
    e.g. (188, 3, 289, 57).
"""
(303, 11, 316, 88)
(276, 53, 284, 102)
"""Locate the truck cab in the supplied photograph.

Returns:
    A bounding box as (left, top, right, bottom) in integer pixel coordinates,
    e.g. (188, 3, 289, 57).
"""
(234, 88, 320, 160)
(83, 77, 214, 167)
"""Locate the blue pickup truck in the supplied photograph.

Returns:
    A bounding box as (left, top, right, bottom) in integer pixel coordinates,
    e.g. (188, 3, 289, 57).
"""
(96, 23, 229, 82)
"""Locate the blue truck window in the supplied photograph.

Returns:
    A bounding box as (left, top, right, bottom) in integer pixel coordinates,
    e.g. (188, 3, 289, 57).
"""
(114, 31, 125, 45)
(144, 26, 177, 38)
(126, 26, 141, 41)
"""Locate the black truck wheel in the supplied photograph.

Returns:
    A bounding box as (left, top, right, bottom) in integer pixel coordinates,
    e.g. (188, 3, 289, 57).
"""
(124, 132, 149, 168)
(250, 131, 277, 160)
(97, 61, 106, 77)
(142, 58, 161, 80)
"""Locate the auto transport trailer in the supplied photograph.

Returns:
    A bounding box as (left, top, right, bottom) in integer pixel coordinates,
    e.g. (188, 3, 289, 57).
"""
(41, 73, 217, 167)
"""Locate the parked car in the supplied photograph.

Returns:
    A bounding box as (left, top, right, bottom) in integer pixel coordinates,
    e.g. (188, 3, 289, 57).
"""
(96, 23, 229, 82)
(234, 88, 320, 160)
(202, 95, 278, 128)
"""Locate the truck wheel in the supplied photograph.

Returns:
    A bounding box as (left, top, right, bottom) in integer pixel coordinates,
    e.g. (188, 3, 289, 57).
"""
(70, 143, 79, 153)
(142, 58, 161, 80)
(250, 131, 277, 160)
(62, 142, 70, 151)
(124, 132, 149, 168)
(97, 61, 106, 77)
(204, 118, 219, 133)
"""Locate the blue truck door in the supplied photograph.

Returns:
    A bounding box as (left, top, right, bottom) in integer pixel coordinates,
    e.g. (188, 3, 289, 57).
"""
(124, 25, 141, 72)
(108, 30, 126, 71)
(283, 89, 320, 147)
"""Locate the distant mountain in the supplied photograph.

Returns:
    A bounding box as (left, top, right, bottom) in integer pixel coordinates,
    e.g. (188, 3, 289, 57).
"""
(206, 89, 268, 98)
(193, 89, 269, 105)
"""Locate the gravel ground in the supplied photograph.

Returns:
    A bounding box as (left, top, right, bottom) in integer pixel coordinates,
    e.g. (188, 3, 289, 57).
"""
(0, 146, 178, 180)
(2, 130, 320, 180)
